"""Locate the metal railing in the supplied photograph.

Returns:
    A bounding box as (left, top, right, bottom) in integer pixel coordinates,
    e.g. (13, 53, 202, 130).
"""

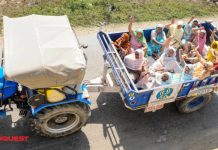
(97, 31, 137, 94)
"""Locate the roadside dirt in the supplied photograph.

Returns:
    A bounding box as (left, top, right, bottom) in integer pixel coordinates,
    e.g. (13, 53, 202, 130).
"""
(74, 15, 218, 35)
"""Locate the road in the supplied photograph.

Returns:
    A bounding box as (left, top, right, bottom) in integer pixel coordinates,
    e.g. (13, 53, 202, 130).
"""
(0, 19, 218, 150)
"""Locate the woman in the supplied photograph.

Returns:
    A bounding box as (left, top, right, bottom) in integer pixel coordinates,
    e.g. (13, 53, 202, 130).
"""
(179, 43, 198, 64)
(192, 48, 214, 80)
(113, 33, 131, 59)
(124, 49, 148, 82)
(165, 19, 184, 47)
(155, 72, 173, 86)
(182, 23, 192, 45)
(150, 38, 178, 73)
(182, 17, 203, 44)
(128, 16, 148, 54)
(194, 30, 207, 56)
(182, 17, 195, 45)
(207, 30, 218, 70)
(181, 64, 194, 81)
(135, 72, 156, 89)
(147, 24, 166, 60)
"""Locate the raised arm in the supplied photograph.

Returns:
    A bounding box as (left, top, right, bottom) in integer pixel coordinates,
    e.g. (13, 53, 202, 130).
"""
(211, 28, 217, 41)
(179, 49, 184, 62)
(162, 36, 173, 48)
(193, 48, 206, 64)
(128, 16, 134, 33)
(187, 16, 195, 24)
(193, 48, 201, 58)
(165, 18, 175, 29)
(192, 26, 204, 32)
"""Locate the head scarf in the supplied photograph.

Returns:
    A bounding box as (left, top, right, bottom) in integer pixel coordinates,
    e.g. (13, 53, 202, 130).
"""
(184, 24, 192, 39)
(124, 49, 146, 71)
(156, 24, 164, 32)
(133, 29, 147, 46)
(159, 46, 176, 64)
(193, 19, 199, 23)
(197, 30, 206, 55)
(155, 24, 165, 41)
(211, 41, 218, 48)
(177, 20, 184, 26)
(181, 64, 194, 81)
(192, 20, 199, 28)
(207, 40, 218, 62)
(206, 61, 214, 71)
(156, 72, 173, 85)
(114, 33, 131, 55)
(122, 33, 129, 41)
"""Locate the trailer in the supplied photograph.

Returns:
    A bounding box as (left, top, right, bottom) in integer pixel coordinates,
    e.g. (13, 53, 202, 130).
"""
(97, 21, 218, 113)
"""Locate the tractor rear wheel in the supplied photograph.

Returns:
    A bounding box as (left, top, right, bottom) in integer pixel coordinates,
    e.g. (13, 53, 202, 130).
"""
(176, 92, 213, 114)
(31, 103, 90, 138)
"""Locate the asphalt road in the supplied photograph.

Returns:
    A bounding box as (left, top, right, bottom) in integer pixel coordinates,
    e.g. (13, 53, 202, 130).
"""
(1, 21, 218, 150)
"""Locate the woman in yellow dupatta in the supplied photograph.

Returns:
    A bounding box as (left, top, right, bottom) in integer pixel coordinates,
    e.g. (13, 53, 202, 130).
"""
(207, 30, 218, 62)
(207, 30, 218, 70)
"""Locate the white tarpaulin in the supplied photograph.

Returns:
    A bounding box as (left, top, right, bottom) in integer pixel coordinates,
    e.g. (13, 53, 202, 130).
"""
(3, 15, 86, 89)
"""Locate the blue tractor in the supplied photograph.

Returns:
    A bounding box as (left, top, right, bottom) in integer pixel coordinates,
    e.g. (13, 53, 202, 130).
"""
(0, 15, 91, 138)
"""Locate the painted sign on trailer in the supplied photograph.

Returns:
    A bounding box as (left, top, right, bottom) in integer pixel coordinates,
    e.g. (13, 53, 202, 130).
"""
(145, 84, 182, 112)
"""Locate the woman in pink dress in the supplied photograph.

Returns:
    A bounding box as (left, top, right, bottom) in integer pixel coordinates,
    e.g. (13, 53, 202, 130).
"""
(128, 16, 148, 55)
(193, 30, 206, 56)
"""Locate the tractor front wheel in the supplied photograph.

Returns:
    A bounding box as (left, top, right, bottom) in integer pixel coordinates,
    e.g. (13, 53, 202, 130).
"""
(31, 103, 90, 138)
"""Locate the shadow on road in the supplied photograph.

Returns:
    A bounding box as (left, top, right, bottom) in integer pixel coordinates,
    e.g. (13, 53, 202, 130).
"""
(0, 114, 90, 150)
(1, 93, 218, 150)
(90, 93, 218, 150)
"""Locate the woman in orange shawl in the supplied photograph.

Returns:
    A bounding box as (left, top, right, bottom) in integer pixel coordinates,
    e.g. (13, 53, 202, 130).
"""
(113, 33, 131, 59)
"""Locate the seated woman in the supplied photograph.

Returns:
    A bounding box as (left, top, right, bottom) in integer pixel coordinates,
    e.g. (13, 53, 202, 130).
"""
(207, 30, 218, 70)
(124, 49, 148, 82)
(147, 24, 166, 60)
(128, 16, 148, 55)
(155, 72, 173, 86)
(182, 17, 204, 51)
(113, 33, 131, 59)
(179, 43, 198, 64)
(192, 48, 214, 80)
(165, 19, 184, 48)
(135, 72, 156, 89)
(181, 64, 194, 81)
(193, 30, 207, 56)
(182, 17, 195, 45)
(150, 37, 178, 74)
(189, 19, 202, 42)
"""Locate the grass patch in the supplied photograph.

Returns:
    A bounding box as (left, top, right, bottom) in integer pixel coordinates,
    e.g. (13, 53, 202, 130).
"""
(1, 0, 218, 27)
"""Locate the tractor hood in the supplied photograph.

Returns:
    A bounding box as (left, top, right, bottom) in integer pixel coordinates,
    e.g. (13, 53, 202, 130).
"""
(3, 15, 86, 89)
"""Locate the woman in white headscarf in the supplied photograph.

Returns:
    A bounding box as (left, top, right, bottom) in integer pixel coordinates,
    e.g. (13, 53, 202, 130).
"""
(155, 72, 173, 86)
(181, 64, 194, 81)
(124, 49, 148, 82)
(124, 49, 147, 71)
(150, 38, 178, 73)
